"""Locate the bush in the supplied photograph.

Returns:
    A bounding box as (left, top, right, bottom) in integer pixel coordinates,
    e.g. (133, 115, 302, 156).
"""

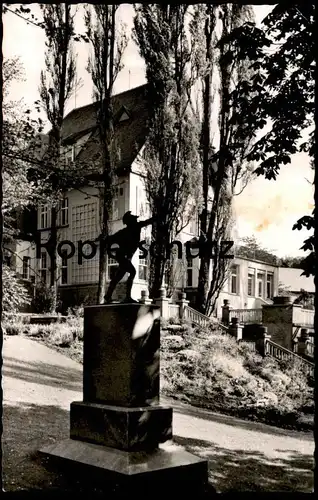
(3, 321, 24, 336)
(67, 305, 84, 318)
(48, 325, 75, 347)
(2, 265, 31, 312)
(64, 314, 83, 340)
(160, 320, 314, 431)
(31, 282, 58, 313)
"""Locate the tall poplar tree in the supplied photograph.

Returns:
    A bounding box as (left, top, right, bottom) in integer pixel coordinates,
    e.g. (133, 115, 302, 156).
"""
(134, 4, 201, 300)
(39, 3, 77, 311)
(192, 4, 255, 315)
(85, 4, 127, 303)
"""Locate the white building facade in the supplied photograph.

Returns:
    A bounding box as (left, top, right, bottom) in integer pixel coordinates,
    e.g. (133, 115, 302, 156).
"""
(13, 84, 281, 316)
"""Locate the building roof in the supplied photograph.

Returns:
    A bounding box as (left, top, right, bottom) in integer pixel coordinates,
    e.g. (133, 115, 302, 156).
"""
(61, 84, 149, 173)
(278, 267, 315, 293)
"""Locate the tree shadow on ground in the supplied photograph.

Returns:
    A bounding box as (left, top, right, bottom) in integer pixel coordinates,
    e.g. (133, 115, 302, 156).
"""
(2, 403, 213, 498)
(3, 356, 82, 392)
(173, 435, 314, 493)
(2, 402, 314, 495)
(169, 401, 313, 440)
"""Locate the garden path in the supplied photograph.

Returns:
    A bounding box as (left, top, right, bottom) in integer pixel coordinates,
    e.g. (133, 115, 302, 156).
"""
(2, 336, 314, 492)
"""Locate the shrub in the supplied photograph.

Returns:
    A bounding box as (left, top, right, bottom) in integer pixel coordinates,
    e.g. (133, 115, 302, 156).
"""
(2, 265, 31, 312)
(31, 282, 57, 313)
(160, 320, 314, 430)
(49, 326, 75, 347)
(168, 315, 181, 325)
(23, 323, 57, 338)
(161, 335, 185, 351)
(64, 314, 83, 340)
(67, 305, 84, 318)
(3, 321, 24, 336)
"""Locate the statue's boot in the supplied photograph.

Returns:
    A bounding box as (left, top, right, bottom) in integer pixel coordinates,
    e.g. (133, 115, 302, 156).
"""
(104, 292, 114, 304)
(121, 297, 138, 304)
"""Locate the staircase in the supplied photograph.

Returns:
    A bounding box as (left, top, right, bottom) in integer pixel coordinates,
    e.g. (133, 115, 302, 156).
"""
(183, 305, 210, 328)
(265, 338, 314, 377)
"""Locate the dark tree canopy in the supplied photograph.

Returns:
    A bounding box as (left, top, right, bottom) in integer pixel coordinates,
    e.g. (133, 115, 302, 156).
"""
(220, 4, 315, 277)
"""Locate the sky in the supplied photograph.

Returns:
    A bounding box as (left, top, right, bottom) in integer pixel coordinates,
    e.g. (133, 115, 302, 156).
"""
(3, 4, 314, 258)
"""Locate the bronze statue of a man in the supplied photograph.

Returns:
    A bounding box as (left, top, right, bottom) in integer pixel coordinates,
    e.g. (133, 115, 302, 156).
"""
(104, 211, 154, 304)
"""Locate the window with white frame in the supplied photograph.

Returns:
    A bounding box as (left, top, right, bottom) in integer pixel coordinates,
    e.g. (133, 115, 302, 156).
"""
(65, 144, 75, 164)
(135, 186, 139, 214)
(58, 197, 69, 226)
(107, 257, 119, 281)
(112, 196, 119, 220)
(71, 202, 99, 284)
(40, 252, 48, 283)
(112, 186, 125, 221)
(230, 264, 239, 294)
(61, 249, 68, 285)
(22, 256, 30, 280)
(138, 251, 147, 281)
(145, 202, 151, 217)
(266, 273, 274, 299)
(257, 271, 265, 297)
(247, 268, 255, 296)
(186, 257, 193, 287)
(40, 205, 49, 229)
(189, 212, 198, 235)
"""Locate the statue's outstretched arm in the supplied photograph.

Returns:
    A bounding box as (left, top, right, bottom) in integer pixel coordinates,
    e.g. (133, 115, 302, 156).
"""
(139, 217, 155, 228)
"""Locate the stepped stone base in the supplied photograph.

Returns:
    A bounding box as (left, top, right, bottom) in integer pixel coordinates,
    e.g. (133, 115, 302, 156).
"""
(70, 401, 173, 451)
(39, 439, 209, 493)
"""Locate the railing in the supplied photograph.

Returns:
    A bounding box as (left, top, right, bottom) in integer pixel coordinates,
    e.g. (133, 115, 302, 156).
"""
(238, 339, 256, 352)
(293, 307, 315, 327)
(255, 297, 273, 307)
(168, 303, 180, 319)
(229, 308, 262, 325)
(184, 305, 210, 327)
(265, 339, 314, 377)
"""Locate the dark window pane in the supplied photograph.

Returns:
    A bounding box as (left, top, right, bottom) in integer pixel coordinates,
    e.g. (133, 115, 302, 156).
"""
(187, 269, 193, 287)
(61, 268, 68, 284)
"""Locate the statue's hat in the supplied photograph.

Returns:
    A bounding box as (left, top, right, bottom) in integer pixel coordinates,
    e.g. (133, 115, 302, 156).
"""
(123, 211, 139, 225)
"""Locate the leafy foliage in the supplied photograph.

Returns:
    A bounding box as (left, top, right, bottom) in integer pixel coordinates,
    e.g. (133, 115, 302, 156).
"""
(161, 324, 314, 431)
(279, 255, 306, 268)
(220, 4, 315, 276)
(2, 57, 45, 243)
(236, 236, 278, 265)
(84, 5, 128, 303)
(2, 265, 31, 312)
(191, 4, 255, 314)
(38, 4, 78, 311)
(134, 4, 201, 299)
(31, 282, 58, 314)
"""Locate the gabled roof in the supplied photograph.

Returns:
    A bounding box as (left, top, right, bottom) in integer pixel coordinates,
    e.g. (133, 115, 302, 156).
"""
(61, 84, 149, 173)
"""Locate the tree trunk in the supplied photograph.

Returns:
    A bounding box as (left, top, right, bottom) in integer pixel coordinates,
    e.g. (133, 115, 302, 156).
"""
(195, 7, 214, 314)
(97, 128, 112, 304)
(49, 205, 58, 312)
(97, 184, 110, 304)
(148, 221, 169, 300)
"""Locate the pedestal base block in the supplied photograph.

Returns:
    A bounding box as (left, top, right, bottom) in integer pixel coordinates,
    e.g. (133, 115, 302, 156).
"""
(40, 439, 209, 493)
(70, 401, 173, 451)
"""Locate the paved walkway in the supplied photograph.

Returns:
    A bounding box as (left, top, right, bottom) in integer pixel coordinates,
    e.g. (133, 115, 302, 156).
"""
(2, 336, 314, 492)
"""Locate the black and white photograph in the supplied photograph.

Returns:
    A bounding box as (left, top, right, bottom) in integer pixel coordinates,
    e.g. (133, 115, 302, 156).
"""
(1, 2, 315, 496)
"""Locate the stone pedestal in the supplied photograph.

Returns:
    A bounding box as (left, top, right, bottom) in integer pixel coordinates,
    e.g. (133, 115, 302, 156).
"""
(41, 439, 209, 494)
(70, 401, 172, 451)
(229, 318, 243, 341)
(83, 304, 161, 406)
(40, 304, 208, 491)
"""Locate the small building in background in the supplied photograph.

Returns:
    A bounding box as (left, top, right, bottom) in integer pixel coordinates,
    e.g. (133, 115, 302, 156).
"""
(278, 267, 315, 307)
